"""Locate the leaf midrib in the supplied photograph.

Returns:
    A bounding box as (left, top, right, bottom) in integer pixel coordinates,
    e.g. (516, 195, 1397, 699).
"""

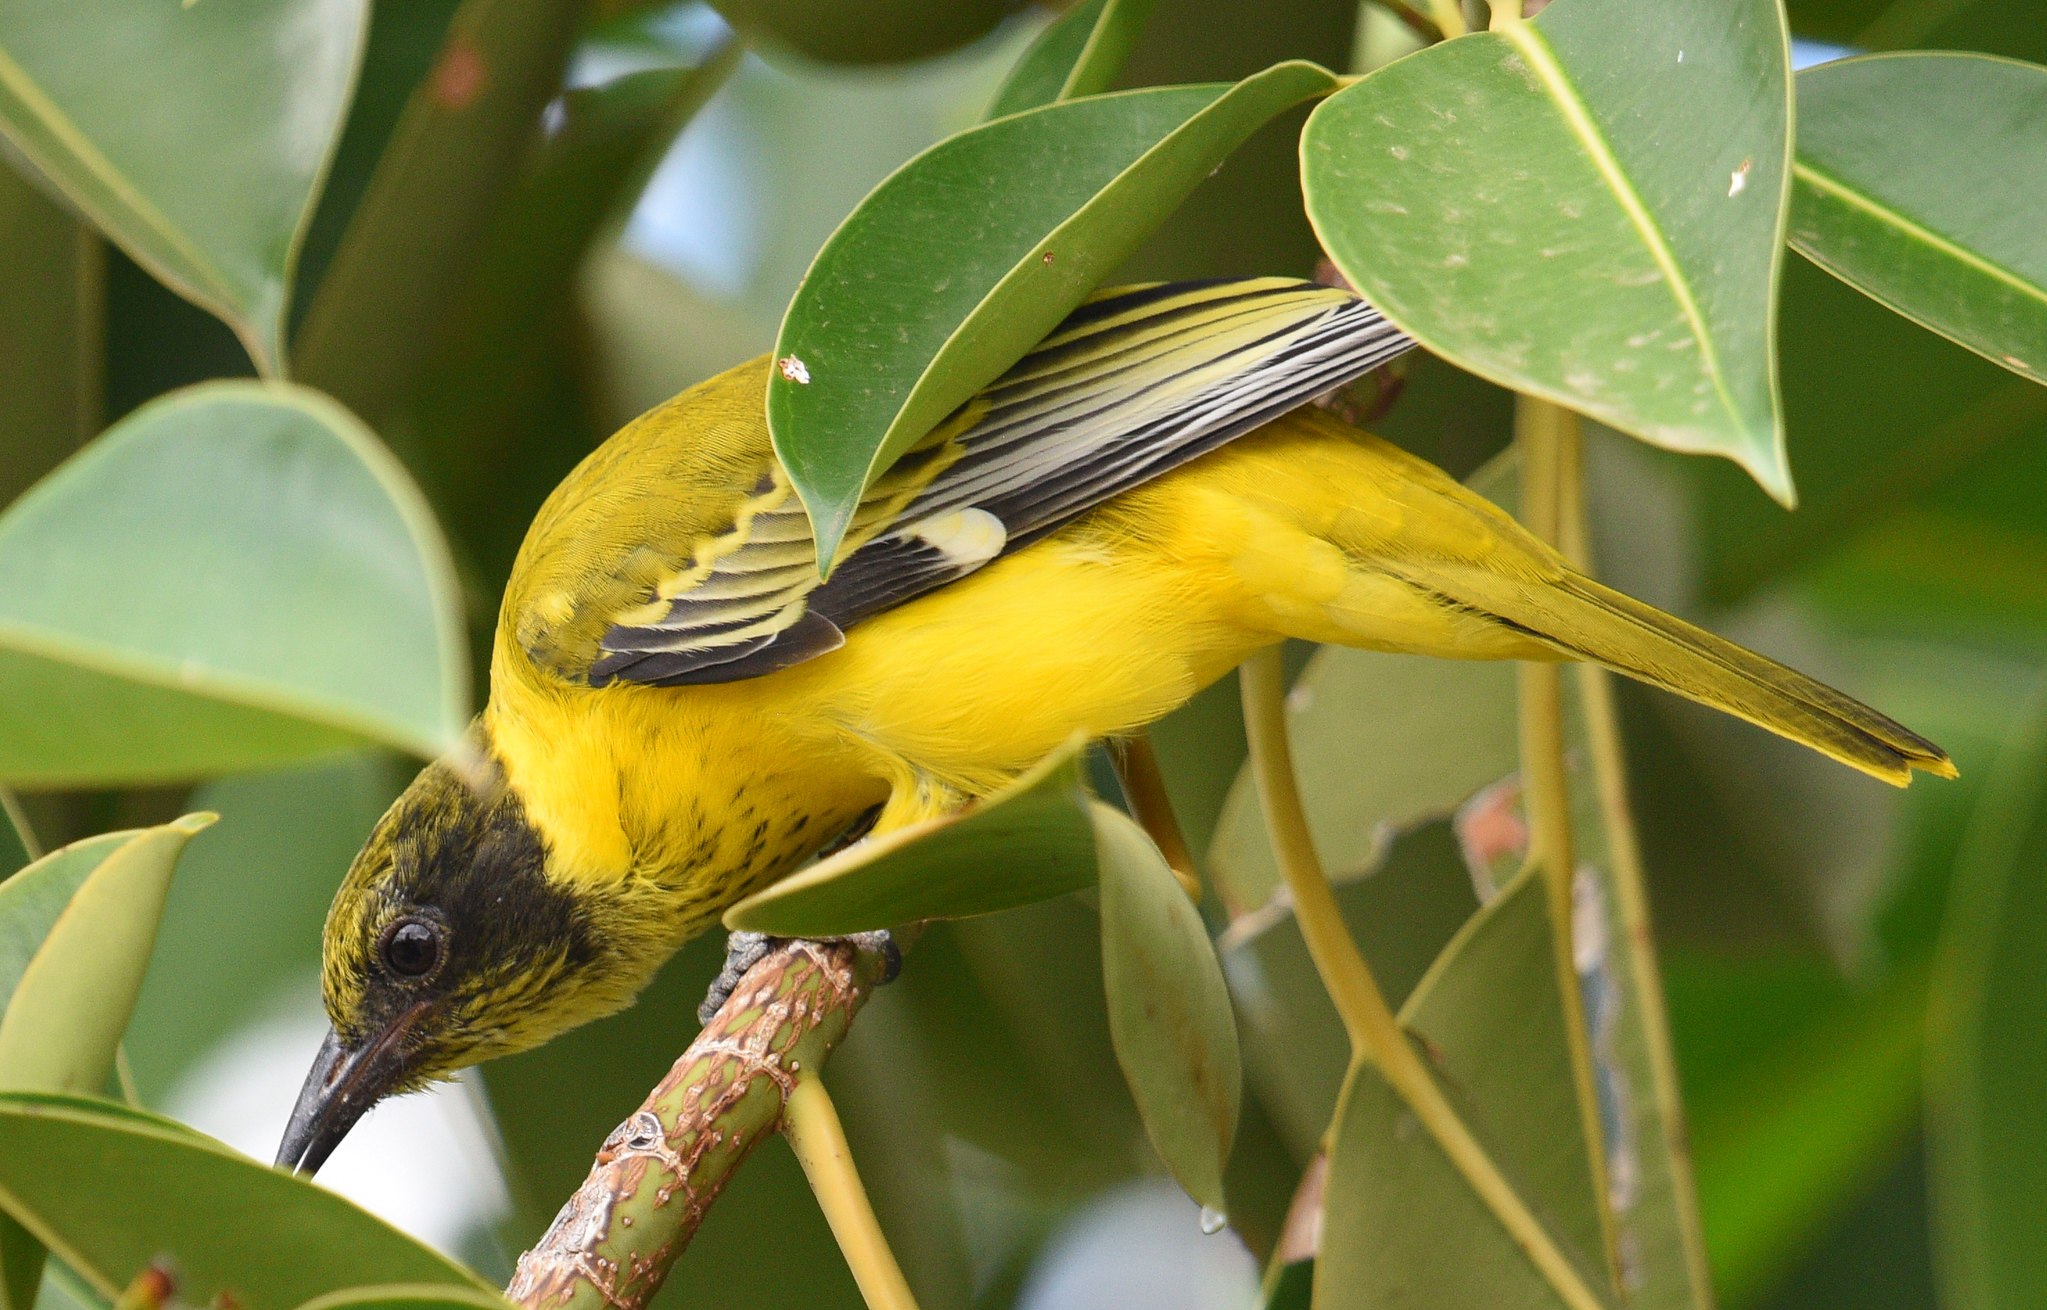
(0, 43, 240, 313)
(1498, 22, 1747, 433)
(1791, 159, 2047, 313)
(0, 618, 450, 761)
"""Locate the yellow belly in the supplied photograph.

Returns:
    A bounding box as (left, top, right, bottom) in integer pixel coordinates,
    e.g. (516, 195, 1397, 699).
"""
(482, 410, 1548, 933)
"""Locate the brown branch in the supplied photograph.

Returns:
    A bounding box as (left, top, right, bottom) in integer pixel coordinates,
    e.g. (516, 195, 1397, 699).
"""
(505, 937, 894, 1310)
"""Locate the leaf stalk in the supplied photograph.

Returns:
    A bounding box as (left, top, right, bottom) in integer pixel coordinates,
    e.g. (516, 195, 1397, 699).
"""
(1515, 397, 1624, 1289)
(1239, 647, 1606, 1310)
(785, 1075, 921, 1310)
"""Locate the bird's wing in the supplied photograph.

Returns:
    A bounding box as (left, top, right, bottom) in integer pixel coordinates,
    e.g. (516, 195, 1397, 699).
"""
(589, 277, 1412, 687)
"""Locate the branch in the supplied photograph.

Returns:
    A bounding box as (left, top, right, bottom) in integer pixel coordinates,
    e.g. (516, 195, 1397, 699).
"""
(1513, 395, 1621, 1286)
(1109, 733, 1204, 900)
(1239, 646, 1608, 1310)
(505, 937, 894, 1310)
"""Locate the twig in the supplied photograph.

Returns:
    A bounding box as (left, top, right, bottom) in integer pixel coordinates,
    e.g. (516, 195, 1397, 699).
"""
(1513, 398, 1620, 1287)
(1562, 458, 1719, 1304)
(505, 937, 894, 1310)
(1238, 648, 1607, 1310)
(785, 1075, 921, 1310)
(1374, 0, 1448, 44)
(1431, 0, 1470, 38)
(1110, 733, 1204, 900)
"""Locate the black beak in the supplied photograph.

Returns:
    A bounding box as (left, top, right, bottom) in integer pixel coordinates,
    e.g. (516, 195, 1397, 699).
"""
(275, 1010, 423, 1176)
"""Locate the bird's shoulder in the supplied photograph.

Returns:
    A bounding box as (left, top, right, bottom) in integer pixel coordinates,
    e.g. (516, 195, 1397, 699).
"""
(498, 359, 786, 684)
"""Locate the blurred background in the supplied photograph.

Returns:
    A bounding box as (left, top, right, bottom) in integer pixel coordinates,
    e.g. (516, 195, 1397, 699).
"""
(9, 2, 2047, 1308)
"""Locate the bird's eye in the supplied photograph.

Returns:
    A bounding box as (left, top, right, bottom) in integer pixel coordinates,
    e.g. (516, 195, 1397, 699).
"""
(380, 918, 443, 979)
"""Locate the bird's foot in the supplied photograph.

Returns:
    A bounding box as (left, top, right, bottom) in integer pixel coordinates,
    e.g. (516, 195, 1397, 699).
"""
(698, 931, 776, 1024)
(697, 928, 902, 1025)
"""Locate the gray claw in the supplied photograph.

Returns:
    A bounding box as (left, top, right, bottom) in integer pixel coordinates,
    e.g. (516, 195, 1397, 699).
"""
(698, 931, 777, 1025)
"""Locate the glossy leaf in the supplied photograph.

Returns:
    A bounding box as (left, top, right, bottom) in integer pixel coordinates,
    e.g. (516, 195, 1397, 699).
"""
(0, 0, 367, 374)
(1790, 52, 2047, 387)
(0, 820, 206, 1310)
(1096, 803, 1240, 1211)
(290, 1286, 512, 1310)
(984, 0, 1157, 120)
(0, 1094, 487, 1309)
(1223, 819, 1479, 1159)
(0, 832, 133, 1015)
(707, 0, 1017, 66)
(1208, 650, 1516, 910)
(0, 382, 468, 786)
(1927, 699, 2047, 1310)
(293, 0, 586, 426)
(0, 815, 211, 1096)
(724, 738, 1096, 935)
(1303, 0, 1794, 502)
(0, 811, 88, 1310)
(1319, 870, 1610, 1310)
(770, 60, 1338, 567)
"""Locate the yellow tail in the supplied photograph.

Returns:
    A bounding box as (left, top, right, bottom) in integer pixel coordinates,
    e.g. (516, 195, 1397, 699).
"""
(1422, 560, 1954, 786)
(1212, 412, 1955, 788)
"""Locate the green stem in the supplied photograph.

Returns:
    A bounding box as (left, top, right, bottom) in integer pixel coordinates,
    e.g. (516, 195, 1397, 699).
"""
(1515, 397, 1622, 1291)
(1430, 0, 1470, 37)
(0, 790, 40, 864)
(785, 1075, 920, 1310)
(1561, 455, 1719, 1306)
(1110, 733, 1203, 900)
(1240, 648, 1608, 1310)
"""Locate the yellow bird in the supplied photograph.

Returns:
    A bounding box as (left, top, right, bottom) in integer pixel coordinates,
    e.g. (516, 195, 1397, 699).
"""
(277, 279, 1950, 1173)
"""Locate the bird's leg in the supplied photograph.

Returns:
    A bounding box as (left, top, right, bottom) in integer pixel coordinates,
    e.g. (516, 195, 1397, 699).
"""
(697, 928, 902, 1025)
(843, 929, 902, 985)
(698, 931, 777, 1023)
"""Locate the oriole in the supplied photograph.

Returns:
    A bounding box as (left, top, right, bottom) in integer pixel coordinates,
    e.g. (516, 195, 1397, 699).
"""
(277, 278, 1950, 1174)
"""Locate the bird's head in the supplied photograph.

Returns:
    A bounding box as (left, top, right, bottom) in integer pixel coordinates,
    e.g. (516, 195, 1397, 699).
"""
(276, 743, 648, 1175)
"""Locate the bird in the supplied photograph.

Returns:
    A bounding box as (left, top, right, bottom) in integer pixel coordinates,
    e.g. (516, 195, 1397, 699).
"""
(277, 277, 1952, 1175)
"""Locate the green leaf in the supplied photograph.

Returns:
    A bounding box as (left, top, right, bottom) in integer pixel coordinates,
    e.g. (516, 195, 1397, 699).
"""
(769, 60, 1338, 568)
(293, 0, 585, 427)
(0, 0, 368, 375)
(724, 738, 1096, 935)
(1303, 0, 1794, 503)
(1095, 803, 1240, 1211)
(0, 815, 211, 1096)
(705, 0, 1017, 66)
(1222, 820, 1481, 1159)
(0, 1094, 487, 1309)
(0, 819, 209, 1310)
(0, 833, 135, 1016)
(0, 382, 469, 787)
(1319, 870, 1610, 1310)
(1790, 52, 2047, 388)
(1208, 650, 1516, 910)
(1927, 697, 2047, 1310)
(289, 1286, 511, 1310)
(983, 0, 1157, 120)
